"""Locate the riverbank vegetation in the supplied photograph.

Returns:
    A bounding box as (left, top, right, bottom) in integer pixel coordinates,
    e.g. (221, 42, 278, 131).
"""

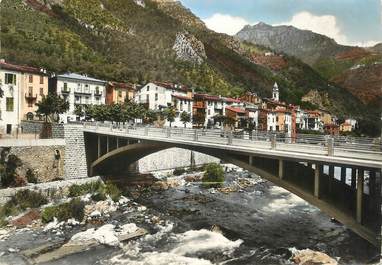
(0, 190, 48, 226)
(202, 163, 225, 185)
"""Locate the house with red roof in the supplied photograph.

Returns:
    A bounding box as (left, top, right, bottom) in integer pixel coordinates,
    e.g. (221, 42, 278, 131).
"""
(0, 60, 49, 135)
(135, 82, 193, 128)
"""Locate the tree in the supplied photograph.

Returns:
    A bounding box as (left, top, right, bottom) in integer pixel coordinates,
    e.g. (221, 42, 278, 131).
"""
(180, 111, 191, 128)
(36, 94, 69, 122)
(163, 107, 176, 127)
(192, 112, 205, 128)
(144, 109, 158, 125)
(202, 163, 225, 186)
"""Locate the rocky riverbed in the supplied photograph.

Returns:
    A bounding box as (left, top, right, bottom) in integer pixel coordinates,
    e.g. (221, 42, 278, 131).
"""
(0, 164, 378, 265)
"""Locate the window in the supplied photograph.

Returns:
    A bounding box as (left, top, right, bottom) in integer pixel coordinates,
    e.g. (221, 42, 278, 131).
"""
(6, 97, 14, 111)
(276, 116, 279, 122)
(63, 83, 68, 91)
(28, 86, 33, 96)
(208, 109, 211, 115)
(95, 97, 100, 104)
(75, 96, 80, 103)
(155, 93, 158, 101)
(40, 76, 44, 84)
(95, 86, 100, 95)
(146, 94, 149, 102)
(29, 75, 33, 83)
(5, 73, 16, 85)
(147, 86, 150, 91)
(40, 87, 44, 96)
(28, 101, 33, 108)
(118, 90, 122, 97)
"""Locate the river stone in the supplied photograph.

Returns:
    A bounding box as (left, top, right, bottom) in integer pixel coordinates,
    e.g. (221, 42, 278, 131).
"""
(293, 249, 337, 265)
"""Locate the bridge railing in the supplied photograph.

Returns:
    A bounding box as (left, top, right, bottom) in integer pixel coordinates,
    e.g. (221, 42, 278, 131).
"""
(83, 122, 382, 158)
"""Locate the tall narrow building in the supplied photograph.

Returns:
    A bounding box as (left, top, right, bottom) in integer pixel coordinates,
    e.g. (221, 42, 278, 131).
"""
(272, 82, 279, 102)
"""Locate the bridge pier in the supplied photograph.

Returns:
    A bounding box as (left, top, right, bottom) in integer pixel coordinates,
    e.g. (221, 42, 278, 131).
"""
(328, 165, 335, 194)
(314, 163, 321, 198)
(356, 169, 364, 223)
(97, 135, 101, 158)
(278, 159, 284, 179)
(351, 168, 357, 190)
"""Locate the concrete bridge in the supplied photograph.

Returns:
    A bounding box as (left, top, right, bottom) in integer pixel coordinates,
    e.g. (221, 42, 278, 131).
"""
(78, 123, 381, 249)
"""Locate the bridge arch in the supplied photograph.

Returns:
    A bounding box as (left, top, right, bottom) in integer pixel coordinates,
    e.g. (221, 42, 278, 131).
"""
(83, 130, 381, 248)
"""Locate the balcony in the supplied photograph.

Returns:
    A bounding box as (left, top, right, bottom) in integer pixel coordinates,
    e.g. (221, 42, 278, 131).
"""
(94, 91, 102, 96)
(74, 90, 92, 95)
(25, 93, 37, 100)
(61, 88, 70, 94)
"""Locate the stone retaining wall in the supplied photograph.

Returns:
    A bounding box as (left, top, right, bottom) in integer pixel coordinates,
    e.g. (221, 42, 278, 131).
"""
(0, 143, 65, 183)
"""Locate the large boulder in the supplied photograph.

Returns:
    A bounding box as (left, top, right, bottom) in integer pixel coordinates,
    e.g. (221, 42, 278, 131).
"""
(293, 249, 337, 265)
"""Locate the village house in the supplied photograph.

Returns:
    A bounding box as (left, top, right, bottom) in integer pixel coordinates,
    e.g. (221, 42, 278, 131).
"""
(135, 82, 193, 128)
(345, 118, 357, 130)
(0, 60, 49, 135)
(225, 106, 247, 128)
(324, 123, 340, 136)
(340, 122, 353, 133)
(275, 109, 292, 135)
(305, 110, 322, 131)
(240, 91, 262, 105)
(49, 73, 106, 122)
(106, 82, 136, 105)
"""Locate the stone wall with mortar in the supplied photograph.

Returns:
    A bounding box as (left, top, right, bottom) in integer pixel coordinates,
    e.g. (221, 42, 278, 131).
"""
(63, 124, 88, 179)
(0, 143, 65, 183)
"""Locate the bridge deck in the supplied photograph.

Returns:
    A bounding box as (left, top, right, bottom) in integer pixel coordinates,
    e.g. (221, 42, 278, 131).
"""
(83, 124, 382, 169)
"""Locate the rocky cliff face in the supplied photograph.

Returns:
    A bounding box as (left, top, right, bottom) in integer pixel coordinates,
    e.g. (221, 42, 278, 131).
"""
(173, 32, 206, 64)
(236, 22, 347, 65)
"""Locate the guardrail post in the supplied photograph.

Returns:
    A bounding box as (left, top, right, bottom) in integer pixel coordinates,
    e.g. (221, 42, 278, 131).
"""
(193, 129, 198, 141)
(227, 131, 233, 145)
(144, 127, 149, 136)
(271, 134, 276, 150)
(167, 127, 171, 138)
(96, 122, 99, 130)
(327, 137, 334, 156)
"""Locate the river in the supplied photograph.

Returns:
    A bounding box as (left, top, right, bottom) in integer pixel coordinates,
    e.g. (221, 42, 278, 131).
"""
(0, 164, 378, 265)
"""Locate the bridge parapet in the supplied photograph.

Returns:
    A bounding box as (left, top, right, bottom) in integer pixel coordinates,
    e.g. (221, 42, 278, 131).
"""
(83, 122, 382, 169)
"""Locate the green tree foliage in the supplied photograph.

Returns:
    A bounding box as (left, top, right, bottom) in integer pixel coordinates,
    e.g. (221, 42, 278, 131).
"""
(192, 112, 205, 127)
(180, 111, 191, 127)
(202, 163, 225, 184)
(36, 94, 69, 122)
(163, 107, 176, 127)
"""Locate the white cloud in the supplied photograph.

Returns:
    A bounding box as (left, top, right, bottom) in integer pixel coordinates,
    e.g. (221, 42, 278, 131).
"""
(277, 11, 348, 44)
(203, 13, 255, 35)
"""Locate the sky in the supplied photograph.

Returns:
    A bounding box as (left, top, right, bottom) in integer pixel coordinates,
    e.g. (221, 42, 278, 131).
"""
(179, 0, 382, 47)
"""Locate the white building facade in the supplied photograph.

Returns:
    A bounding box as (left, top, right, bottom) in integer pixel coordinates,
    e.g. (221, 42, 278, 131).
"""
(135, 82, 193, 128)
(50, 73, 106, 122)
(0, 67, 22, 135)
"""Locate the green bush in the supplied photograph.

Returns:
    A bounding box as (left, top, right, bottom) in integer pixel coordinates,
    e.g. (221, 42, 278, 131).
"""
(42, 199, 85, 223)
(26, 169, 38, 184)
(104, 182, 121, 202)
(202, 163, 225, 183)
(0, 190, 48, 225)
(68, 181, 102, 197)
(173, 167, 186, 176)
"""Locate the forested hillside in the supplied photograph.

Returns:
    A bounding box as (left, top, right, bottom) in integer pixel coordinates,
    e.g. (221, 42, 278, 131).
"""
(1, 0, 378, 134)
